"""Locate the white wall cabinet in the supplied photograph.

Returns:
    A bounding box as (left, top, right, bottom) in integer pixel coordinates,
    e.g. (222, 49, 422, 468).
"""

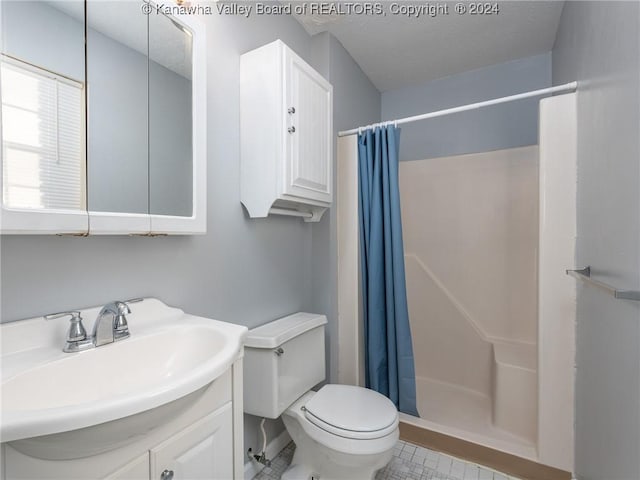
(241, 40, 333, 222)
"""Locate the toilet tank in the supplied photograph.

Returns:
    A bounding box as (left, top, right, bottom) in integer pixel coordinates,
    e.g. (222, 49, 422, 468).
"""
(243, 312, 327, 418)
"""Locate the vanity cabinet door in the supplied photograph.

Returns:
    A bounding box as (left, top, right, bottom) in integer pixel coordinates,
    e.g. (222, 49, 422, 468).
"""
(149, 403, 233, 480)
(283, 49, 333, 204)
(103, 453, 150, 480)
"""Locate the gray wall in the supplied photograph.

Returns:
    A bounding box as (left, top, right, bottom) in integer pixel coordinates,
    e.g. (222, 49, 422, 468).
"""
(381, 53, 551, 161)
(309, 33, 381, 383)
(553, 2, 640, 479)
(0, 7, 353, 459)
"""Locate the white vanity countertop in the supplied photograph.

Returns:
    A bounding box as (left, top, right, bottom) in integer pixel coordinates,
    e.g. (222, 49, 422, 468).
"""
(0, 298, 247, 443)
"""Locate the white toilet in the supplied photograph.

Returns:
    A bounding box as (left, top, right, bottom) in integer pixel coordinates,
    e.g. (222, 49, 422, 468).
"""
(243, 312, 399, 480)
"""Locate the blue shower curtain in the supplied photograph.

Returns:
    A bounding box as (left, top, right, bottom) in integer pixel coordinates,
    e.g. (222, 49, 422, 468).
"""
(358, 125, 418, 416)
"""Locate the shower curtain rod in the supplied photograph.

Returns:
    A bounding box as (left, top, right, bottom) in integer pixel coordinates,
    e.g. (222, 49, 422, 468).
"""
(337, 81, 578, 137)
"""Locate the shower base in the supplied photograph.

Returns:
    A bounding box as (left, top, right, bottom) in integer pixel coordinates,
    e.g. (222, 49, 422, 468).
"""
(405, 377, 537, 461)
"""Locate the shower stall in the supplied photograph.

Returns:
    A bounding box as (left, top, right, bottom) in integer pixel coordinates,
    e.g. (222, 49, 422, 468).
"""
(400, 145, 539, 458)
(336, 93, 577, 473)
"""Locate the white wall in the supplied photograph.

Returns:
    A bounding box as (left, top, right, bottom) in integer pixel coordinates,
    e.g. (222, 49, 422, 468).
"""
(537, 94, 577, 472)
(553, 2, 640, 479)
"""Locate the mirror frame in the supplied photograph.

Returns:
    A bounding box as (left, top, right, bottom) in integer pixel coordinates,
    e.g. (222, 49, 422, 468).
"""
(0, 4, 206, 235)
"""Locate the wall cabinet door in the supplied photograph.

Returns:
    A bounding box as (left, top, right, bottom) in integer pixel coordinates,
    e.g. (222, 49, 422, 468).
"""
(240, 40, 332, 221)
(284, 50, 333, 204)
(149, 403, 233, 480)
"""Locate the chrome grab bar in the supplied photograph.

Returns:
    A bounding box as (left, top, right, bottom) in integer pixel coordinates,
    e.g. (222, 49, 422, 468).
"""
(566, 266, 640, 301)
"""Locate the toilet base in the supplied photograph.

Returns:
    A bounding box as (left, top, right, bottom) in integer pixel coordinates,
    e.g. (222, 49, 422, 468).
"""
(282, 403, 396, 479)
(286, 445, 392, 480)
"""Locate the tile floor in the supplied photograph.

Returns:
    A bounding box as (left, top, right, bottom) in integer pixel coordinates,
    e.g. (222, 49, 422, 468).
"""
(253, 440, 521, 480)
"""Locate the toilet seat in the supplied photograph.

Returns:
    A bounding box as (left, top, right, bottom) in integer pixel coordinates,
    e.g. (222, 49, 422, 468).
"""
(303, 385, 399, 440)
(284, 391, 399, 457)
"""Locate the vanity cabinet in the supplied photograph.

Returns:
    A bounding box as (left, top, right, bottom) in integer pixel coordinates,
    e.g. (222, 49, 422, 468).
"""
(240, 40, 333, 222)
(2, 366, 242, 480)
(103, 404, 233, 480)
(104, 454, 149, 480)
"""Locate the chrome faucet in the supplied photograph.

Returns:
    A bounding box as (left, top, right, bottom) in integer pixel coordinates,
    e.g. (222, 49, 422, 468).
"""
(93, 301, 131, 347)
(45, 298, 142, 352)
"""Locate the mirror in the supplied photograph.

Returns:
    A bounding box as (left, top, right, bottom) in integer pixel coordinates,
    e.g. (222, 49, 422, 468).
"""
(86, 2, 193, 217)
(86, 1, 148, 214)
(1, 0, 85, 212)
(149, 12, 193, 217)
(0, 1, 202, 233)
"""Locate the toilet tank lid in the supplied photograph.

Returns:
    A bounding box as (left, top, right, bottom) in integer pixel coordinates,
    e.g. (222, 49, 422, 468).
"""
(245, 312, 327, 349)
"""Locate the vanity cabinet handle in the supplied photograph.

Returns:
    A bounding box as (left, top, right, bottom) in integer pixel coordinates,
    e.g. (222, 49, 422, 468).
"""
(288, 106, 296, 114)
(288, 126, 296, 134)
(160, 469, 174, 480)
(274, 347, 284, 356)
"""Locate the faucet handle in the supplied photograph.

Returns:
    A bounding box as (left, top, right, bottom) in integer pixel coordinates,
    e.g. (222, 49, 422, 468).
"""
(123, 298, 144, 306)
(44, 310, 82, 321)
(45, 311, 89, 347)
(67, 313, 88, 342)
(113, 311, 129, 334)
(104, 300, 134, 339)
(113, 299, 142, 333)
(110, 301, 131, 315)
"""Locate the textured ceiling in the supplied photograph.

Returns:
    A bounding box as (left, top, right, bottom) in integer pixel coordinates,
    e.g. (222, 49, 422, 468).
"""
(294, 1, 565, 91)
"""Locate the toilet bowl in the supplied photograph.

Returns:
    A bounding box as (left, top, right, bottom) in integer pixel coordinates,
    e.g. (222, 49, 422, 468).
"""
(243, 313, 399, 479)
(282, 386, 399, 480)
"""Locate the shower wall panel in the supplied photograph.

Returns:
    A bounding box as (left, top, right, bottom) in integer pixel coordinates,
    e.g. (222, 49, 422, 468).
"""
(399, 145, 539, 430)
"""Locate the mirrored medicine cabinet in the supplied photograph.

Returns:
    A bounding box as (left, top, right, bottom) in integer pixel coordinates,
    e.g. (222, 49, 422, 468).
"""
(0, 0, 206, 234)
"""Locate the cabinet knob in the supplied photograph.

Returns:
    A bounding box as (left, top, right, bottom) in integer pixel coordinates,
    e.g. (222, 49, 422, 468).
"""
(160, 469, 174, 480)
(288, 107, 296, 114)
(288, 126, 296, 134)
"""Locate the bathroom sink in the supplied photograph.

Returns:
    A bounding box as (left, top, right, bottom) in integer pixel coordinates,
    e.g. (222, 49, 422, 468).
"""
(0, 298, 247, 455)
